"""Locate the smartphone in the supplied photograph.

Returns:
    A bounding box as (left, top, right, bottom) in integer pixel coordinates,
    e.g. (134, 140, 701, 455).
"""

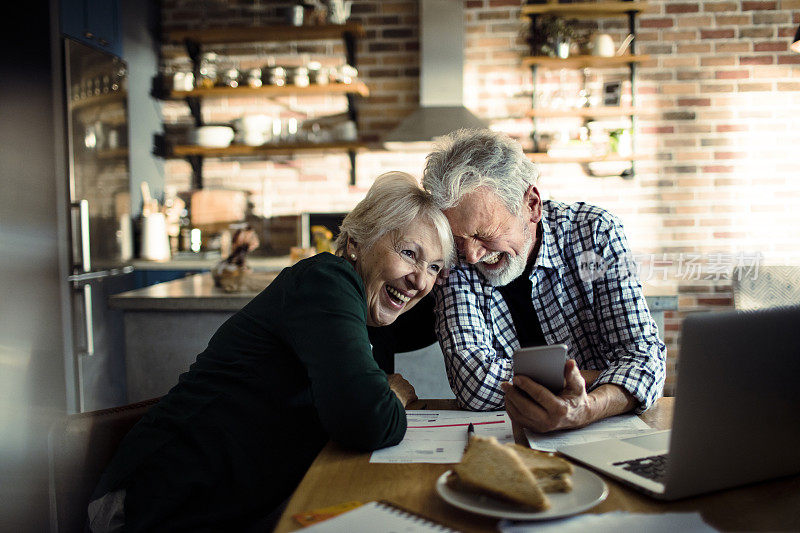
(512, 344, 568, 394)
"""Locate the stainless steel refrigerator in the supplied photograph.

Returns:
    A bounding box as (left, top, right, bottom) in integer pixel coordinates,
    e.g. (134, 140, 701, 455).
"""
(64, 38, 135, 412)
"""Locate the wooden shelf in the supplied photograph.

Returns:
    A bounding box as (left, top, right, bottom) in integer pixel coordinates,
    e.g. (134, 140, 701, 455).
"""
(526, 106, 636, 118)
(525, 152, 638, 163)
(164, 23, 365, 45)
(165, 80, 369, 100)
(69, 91, 127, 112)
(522, 54, 649, 68)
(168, 141, 366, 158)
(96, 148, 129, 159)
(521, 1, 647, 18)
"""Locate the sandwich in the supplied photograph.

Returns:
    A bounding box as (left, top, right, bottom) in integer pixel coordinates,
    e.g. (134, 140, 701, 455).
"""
(448, 436, 575, 510)
(504, 443, 573, 493)
(453, 436, 550, 510)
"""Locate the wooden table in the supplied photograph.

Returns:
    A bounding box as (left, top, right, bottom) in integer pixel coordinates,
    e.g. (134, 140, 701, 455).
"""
(274, 398, 800, 532)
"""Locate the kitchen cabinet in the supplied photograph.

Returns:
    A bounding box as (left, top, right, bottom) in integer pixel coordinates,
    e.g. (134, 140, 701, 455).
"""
(521, 1, 649, 177)
(133, 268, 204, 290)
(60, 0, 123, 57)
(154, 22, 367, 187)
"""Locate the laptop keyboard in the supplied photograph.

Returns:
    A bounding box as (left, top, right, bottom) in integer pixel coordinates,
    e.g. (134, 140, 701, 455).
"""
(613, 454, 668, 483)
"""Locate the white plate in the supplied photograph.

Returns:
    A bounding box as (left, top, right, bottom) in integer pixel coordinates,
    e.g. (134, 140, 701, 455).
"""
(436, 466, 608, 521)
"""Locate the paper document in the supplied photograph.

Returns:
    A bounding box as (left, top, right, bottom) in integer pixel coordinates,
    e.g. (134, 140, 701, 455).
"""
(525, 413, 655, 452)
(370, 410, 513, 464)
(499, 511, 718, 533)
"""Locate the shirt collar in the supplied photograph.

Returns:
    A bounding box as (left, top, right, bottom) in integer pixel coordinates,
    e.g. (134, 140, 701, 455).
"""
(531, 202, 564, 273)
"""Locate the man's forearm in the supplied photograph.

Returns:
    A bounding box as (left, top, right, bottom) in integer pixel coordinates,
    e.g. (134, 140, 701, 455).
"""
(586, 383, 638, 423)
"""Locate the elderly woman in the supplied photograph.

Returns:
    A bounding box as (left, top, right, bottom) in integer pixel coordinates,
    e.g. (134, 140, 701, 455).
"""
(88, 172, 455, 532)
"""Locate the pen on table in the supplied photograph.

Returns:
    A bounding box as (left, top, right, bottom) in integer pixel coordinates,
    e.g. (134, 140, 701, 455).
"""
(466, 422, 475, 449)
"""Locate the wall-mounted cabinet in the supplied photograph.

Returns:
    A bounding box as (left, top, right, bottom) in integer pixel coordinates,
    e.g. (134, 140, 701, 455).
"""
(60, 0, 123, 57)
(521, 1, 648, 176)
(154, 23, 367, 187)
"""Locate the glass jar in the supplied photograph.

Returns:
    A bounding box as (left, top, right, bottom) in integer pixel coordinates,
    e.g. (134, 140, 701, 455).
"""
(173, 71, 194, 92)
(246, 68, 262, 88)
(290, 66, 309, 87)
(198, 53, 219, 89)
(221, 68, 240, 88)
(307, 61, 328, 85)
(336, 64, 358, 84)
(267, 66, 287, 87)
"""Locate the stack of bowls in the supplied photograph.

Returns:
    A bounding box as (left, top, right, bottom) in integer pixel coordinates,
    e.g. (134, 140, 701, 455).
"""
(189, 126, 235, 148)
(232, 115, 273, 146)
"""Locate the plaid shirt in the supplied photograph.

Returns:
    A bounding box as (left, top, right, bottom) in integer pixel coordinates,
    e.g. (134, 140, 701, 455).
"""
(434, 200, 666, 413)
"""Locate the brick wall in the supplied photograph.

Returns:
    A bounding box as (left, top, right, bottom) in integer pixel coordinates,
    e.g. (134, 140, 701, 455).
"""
(159, 0, 800, 394)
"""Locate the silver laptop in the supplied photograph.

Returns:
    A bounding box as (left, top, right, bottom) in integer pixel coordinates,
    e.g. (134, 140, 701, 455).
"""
(559, 305, 800, 500)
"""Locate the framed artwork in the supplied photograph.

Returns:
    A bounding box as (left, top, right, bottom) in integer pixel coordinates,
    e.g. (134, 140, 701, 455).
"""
(602, 80, 622, 106)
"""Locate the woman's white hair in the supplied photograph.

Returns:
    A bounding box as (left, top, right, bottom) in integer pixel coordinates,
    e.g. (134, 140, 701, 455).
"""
(422, 128, 540, 215)
(334, 171, 456, 268)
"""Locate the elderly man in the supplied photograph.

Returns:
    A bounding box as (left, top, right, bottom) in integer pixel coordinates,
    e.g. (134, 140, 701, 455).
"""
(422, 128, 665, 432)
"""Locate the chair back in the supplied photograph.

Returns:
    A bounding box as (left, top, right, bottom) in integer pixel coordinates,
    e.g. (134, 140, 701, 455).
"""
(47, 398, 160, 533)
(732, 265, 800, 310)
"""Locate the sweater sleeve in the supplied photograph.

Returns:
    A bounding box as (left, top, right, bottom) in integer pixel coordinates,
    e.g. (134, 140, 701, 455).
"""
(281, 257, 407, 451)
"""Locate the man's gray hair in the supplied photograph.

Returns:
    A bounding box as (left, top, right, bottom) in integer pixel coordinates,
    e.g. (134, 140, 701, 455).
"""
(422, 128, 540, 215)
(335, 171, 457, 267)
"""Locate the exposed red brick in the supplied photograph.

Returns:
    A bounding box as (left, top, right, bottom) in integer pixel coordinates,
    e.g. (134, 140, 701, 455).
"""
(778, 55, 800, 64)
(667, 3, 700, 13)
(640, 18, 675, 28)
(697, 297, 734, 306)
(701, 56, 737, 66)
(477, 11, 511, 21)
(715, 125, 748, 133)
(701, 29, 735, 39)
(642, 126, 675, 134)
(664, 219, 697, 227)
(702, 2, 738, 12)
(740, 56, 775, 65)
(702, 165, 736, 172)
(715, 152, 746, 159)
(715, 15, 751, 25)
(738, 82, 773, 91)
(742, 1, 778, 9)
(740, 27, 775, 38)
(677, 98, 712, 106)
(677, 16, 714, 27)
(754, 41, 788, 51)
(678, 43, 713, 53)
(715, 70, 750, 79)
(715, 42, 751, 53)
(699, 83, 735, 93)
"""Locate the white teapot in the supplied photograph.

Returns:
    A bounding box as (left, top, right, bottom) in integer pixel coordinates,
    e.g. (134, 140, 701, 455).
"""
(328, 0, 352, 24)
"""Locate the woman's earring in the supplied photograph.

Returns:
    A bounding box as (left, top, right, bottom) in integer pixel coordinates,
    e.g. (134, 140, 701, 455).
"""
(350, 253, 356, 261)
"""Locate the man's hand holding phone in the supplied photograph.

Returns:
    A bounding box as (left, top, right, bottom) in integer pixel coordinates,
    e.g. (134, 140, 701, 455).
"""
(503, 344, 594, 433)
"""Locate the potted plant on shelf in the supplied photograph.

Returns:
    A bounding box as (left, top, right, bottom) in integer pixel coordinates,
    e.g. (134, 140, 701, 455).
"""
(530, 16, 578, 58)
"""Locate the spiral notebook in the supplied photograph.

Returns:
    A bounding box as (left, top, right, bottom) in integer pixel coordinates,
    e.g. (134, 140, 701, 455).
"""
(299, 500, 457, 532)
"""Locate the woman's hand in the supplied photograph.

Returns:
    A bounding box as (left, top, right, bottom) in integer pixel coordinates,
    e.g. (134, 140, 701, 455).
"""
(387, 373, 418, 408)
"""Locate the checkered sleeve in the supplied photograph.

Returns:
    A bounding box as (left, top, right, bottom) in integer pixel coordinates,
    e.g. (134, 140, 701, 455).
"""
(433, 269, 511, 411)
(589, 215, 667, 413)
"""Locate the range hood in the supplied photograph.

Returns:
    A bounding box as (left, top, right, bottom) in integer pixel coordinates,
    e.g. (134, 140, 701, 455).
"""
(382, 0, 488, 150)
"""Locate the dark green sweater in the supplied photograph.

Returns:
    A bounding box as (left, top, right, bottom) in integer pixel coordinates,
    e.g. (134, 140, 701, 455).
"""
(94, 253, 407, 531)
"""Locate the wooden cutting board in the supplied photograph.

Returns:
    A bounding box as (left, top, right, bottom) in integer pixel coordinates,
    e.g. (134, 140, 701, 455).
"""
(190, 189, 248, 226)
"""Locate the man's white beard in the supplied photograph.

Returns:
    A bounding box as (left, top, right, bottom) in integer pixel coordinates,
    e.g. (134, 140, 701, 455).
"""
(475, 220, 534, 287)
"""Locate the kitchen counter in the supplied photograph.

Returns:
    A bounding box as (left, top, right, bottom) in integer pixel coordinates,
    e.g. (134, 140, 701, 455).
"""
(112, 272, 284, 402)
(128, 255, 292, 271)
(110, 272, 278, 311)
(113, 272, 678, 403)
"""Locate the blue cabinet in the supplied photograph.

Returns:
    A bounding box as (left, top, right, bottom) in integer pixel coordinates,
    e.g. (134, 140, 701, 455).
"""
(61, 0, 123, 57)
(133, 269, 205, 290)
